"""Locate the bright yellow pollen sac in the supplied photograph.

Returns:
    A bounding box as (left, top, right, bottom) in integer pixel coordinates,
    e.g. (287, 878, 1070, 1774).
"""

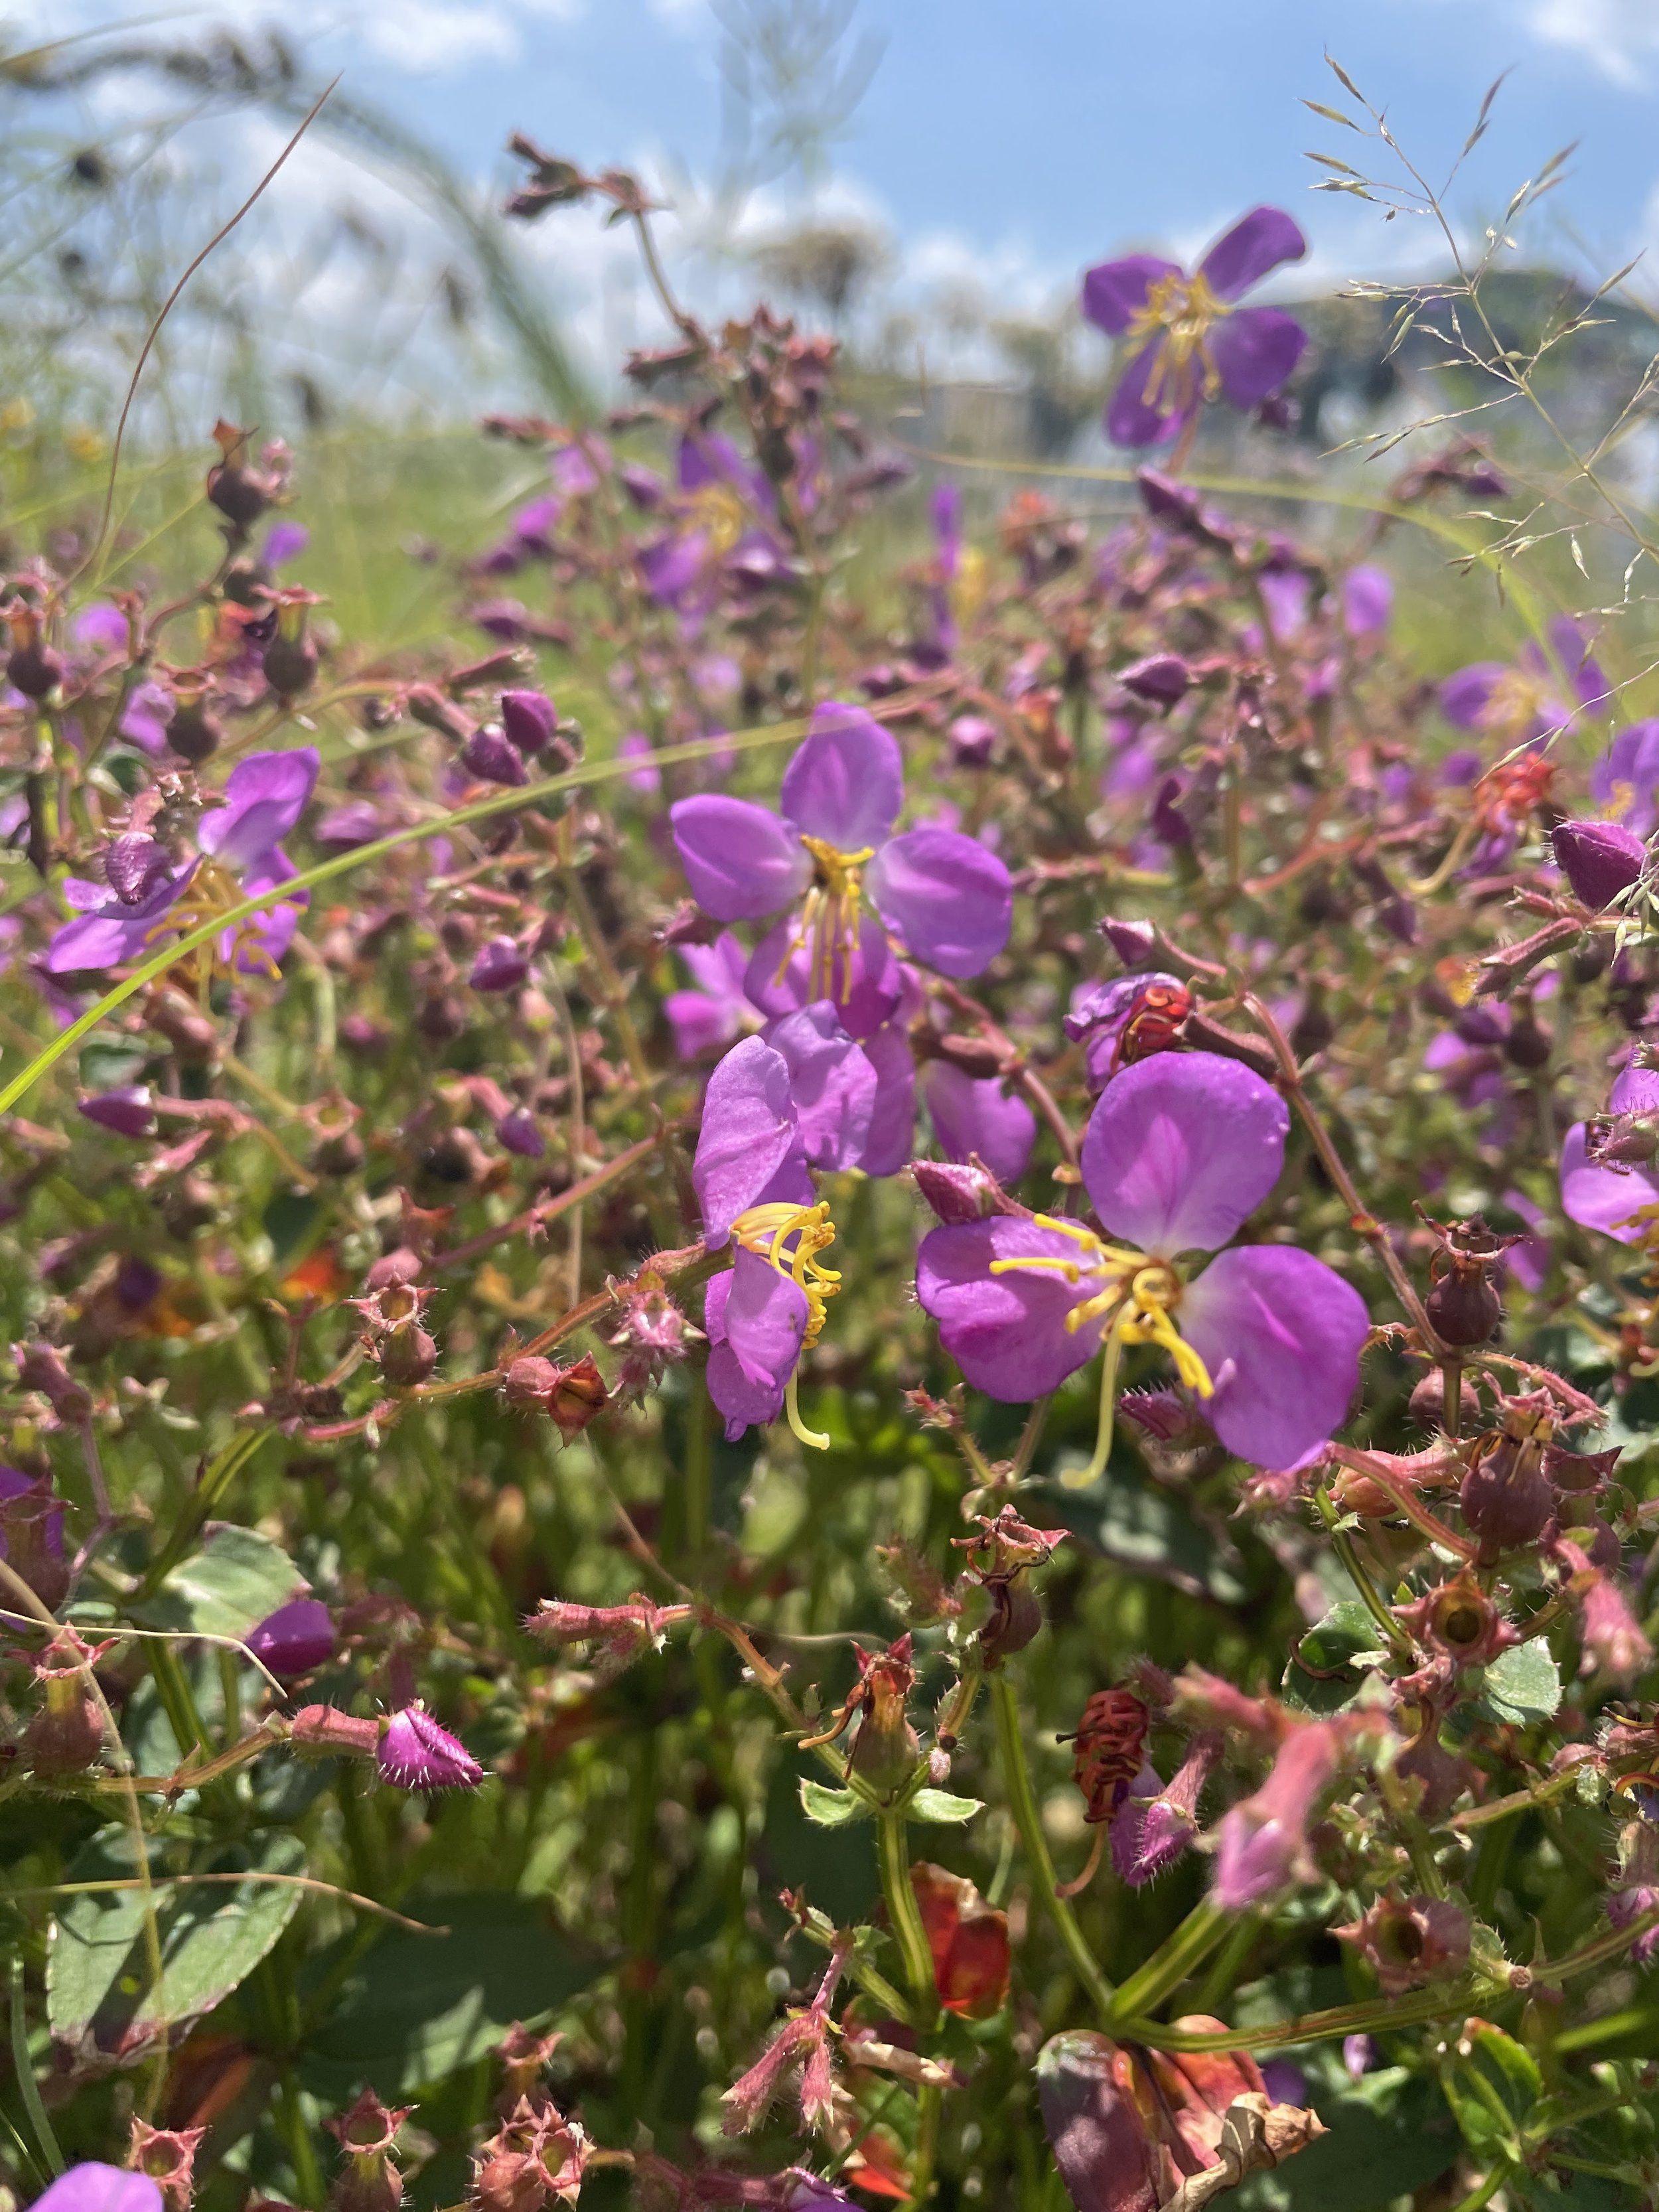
(1122, 268, 1233, 419)
(772, 835, 877, 1005)
(989, 1213, 1215, 1489)
(145, 857, 281, 995)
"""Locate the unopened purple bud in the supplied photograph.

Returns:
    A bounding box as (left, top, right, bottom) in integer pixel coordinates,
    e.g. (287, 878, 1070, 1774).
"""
(1260, 2059, 1308, 2106)
(495, 1108, 544, 1158)
(376, 1702, 484, 1790)
(911, 1159, 1013, 1224)
(500, 689, 557, 755)
(1097, 917, 1159, 969)
(78, 1086, 157, 1138)
(1118, 653, 1190, 708)
(1553, 818, 1647, 910)
(470, 936, 530, 994)
(948, 713, 998, 767)
(1342, 2034, 1376, 2081)
(247, 1597, 334, 1680)
(461, 727, 528, 787)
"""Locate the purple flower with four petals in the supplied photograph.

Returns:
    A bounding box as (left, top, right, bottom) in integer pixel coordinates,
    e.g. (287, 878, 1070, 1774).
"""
(916, 1052, 1369, 1481)
(1082, 207, 1308, 449)
(1561, 1063, 1659, 1246)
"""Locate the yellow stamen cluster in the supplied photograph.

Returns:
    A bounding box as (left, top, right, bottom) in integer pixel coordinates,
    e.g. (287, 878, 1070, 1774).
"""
(1121, 269, 1233, 420)
(991, 1212, 1215, 1488)
(1475, 667, 1550, 739)
(772, 835, 876, 1005)
(685, 483, 749, 557)
(729, 1199, 843, 1450)
(147, 858, 281, 993)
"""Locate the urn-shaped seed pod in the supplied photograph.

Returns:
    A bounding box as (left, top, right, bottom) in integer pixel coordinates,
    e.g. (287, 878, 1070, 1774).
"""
(1461, 1393, 1556, 1557)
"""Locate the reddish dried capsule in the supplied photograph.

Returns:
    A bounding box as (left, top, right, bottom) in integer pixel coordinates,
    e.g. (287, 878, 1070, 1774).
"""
(1066, 1688, 1150, 1825)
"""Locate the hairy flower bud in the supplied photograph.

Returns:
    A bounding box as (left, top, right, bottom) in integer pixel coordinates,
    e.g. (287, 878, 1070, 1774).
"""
(500, 689, 557, 756)
(1066, 1688, 1150, 1826)
(462, 727, 530, 787)
(1423, 1213, 1506, 1348)
(246, 1597, 334, 1680)
(376, 1702, 484, 1791)
(841, 1637, 919, 1793)
(1553, 818, 1646, 911)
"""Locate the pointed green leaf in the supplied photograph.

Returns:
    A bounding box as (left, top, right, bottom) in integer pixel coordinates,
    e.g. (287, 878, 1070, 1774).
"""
(799, 1778, 871, 1827)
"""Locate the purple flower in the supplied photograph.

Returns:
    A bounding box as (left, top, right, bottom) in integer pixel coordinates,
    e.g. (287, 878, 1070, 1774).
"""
(1609, 1885, 1659, 1967)
(691, 1035, 852, 1447)
(72, 604, 131, 654)
(916, 1052, 1369, 1479)
(665, 930, 755, 1059)
(46, 747, 319, 977)
(916, 1060, 1035, 1185)
(1212, 1720, 1350, 1909)
(1109, 1729, 1220, 1887)
(1343, 565, 1393, 636)
(1593, 721, 1659, 836)
(247, 1596, 334, 1680)
(1082, 206, 1307, 449)
(29, 2168, 163, 2212)
(1561, 1064, 1659, 1244)
(1552, 818, 1647, 910)
(1343, 2034, 1376, 2080)
(376, 1702, 483, 1790)
(470, 936, 531, 994)
(1440, 617, 1607, 749)
(672, 702, 1012, 1023)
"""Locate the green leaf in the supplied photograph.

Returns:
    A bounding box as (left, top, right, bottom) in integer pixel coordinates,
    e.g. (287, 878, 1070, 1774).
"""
(1283, 1600, 1387, 1715)
(1234, 2070, 1458, 2212)
(299, 1895, 589, 2099)
(1465, 2018, 1542, 2107)
(907, 1789, 983, 1824)
(133, 1524, 303, 1643)
(1050, 1472, 1250, 1605)
(1477, 1641, 1561, 1727)
(799, 1779, 870, 1827)
(47, 1831, 306, 2054)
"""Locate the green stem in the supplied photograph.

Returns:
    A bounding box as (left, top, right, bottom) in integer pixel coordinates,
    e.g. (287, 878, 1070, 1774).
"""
(1447, 2164, 1514, 2212)
(989, 1673, 1115, 2023)
(1116, 1979, 1474, 2053)
(1315, 1486, 1413, 1655)
(877, 1808, 937, 2026)
(9, 1957, 64, 2179)
(1106, 1897, 1230, 2030)
(279, 2067, 325, 2208)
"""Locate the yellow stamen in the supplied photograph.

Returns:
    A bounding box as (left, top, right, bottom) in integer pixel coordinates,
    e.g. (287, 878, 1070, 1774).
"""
(145, 857, 281, 989)
(1121, 268, 1234, 419)
(776, 834, 877, 1005)
(684, 482, 748, 556)
(993, 1226, 1216, 1488)
(729, 1201, 843, 1451)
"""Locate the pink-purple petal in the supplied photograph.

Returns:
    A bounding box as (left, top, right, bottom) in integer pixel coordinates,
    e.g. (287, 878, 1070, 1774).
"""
(779, 701, 903, 850)
(1209, 307, 1306, 408)
(865, 828, 1011, 978)
(1560, 1122, 1659, 1244)
(44, 863, 194, 974)
(1179, 1244, 1368, 1467)
(856, 1021, 918, 1177)
(1080, 1051, 1288, 1256)
(670, 794, 812, 922)
(919, 1060, 1035, 1184)
(1081, 254, 1181, 336)
(762, 1002, 877, 1171)
(1198, 206, 1307, 300)
(198, 747, 319, 867)
(1593, 721, 1659, 835)
(916, 1218, 1104, 1401)
(691, 1036, 801, 1244)
(1439, 664, 1504, 730)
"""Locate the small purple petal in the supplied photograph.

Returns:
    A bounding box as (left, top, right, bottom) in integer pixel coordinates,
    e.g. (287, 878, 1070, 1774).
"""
(78, 1086, 156, 1138)
(762, 1003, 877, 1171)
(919, 1060, 1035, 1185)
(866, 828, 1011, 978)
(106, 833, 173, 905)
(1439, 664, 1504, 731)
(1210, 307, 1307, 408)
(692, 1036, 801, 1244)
(856, 1019, 918, 1177)
(779, 701, 903, 851)
(45, 863, 194, 974)
(72, 604, 130, 652)
(1080, 1051, 1289, 1256)
(916, 1218, 1104, 1401)
(1198, 206, 1307, 300)
(199, 747, 320, 867)
(671, 795, 811, 922)
(1260, 2059, 1308, 2106)
(1342, 565, 1393, 636)
(1081, 254, 1181, 336)
(315, 800, 386, 850)
(1180, 1244, 1369, 1467)
(1594, 722, 1659, 837)
(720, 1245, 809, 1392)
(1612, 1065, 1659, 1116)
(1561, 1123, 1659, 1244)
(261, 521, 311, 567)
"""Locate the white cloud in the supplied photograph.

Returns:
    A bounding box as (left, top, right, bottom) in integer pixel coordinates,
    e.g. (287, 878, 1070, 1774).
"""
(1524, 0, 1659, 87)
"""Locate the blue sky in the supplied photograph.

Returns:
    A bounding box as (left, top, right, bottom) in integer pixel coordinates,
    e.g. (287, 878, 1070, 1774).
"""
(102, 0, 1657, 288)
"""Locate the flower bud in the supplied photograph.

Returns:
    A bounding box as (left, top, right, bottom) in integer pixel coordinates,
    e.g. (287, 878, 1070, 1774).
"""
(106, 832, 173, 905)
(910, 1157, 1017, 1224)
(495, 1108, 544, 1158)
(165, 683, 223, 763)
(78, 1086, 157, 1138)
(380, 1323, 438, 1387)
(1066, 1688, 1151, 1824)
(500, 689, 557, 755)
(1553, 817, 1646, 910)
(948, 713, 997, 766)
(26, 1635, 106, 1776)
(470, 936, 531, 994)
(1117, 652, 1190, 708)
(1423, 1215, 1506, 1347)
(246, 1597, 334, 1680)
(1407, 1368, 1480, 1433)
(1336, 1895, 1469, 1994)
(547, 1353, 608, 1440)
(0, 1467, 68, 1608)
(365, 1248, 424, 1293)
(14, 1339, 92, 1421)
(1096, 916, 1159, 969)
(845, 1637, 920, 1792)
(376, 1702, 484, 1790)
(462, 727, 529, 787)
